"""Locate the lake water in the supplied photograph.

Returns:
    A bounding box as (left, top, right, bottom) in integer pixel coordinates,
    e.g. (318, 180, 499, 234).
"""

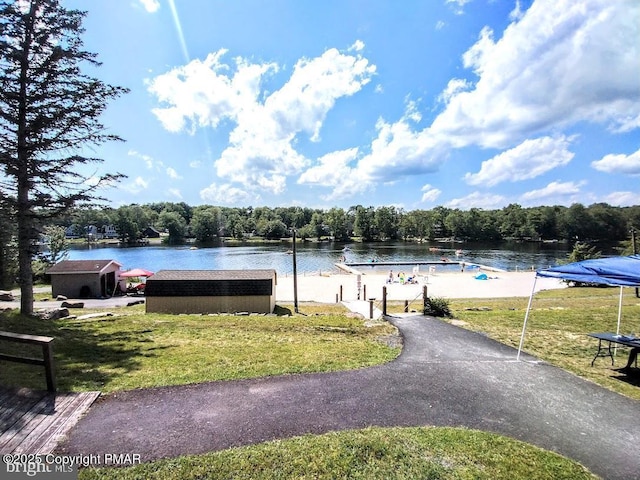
(64, 241, 571, 276)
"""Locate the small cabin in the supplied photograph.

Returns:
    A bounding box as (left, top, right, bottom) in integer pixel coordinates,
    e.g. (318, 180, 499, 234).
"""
(46, 259, 122, 298)
(145, 269, 277, 314)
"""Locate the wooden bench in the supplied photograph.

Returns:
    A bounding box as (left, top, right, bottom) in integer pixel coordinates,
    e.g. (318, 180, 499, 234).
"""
(0, 331, 56, 392)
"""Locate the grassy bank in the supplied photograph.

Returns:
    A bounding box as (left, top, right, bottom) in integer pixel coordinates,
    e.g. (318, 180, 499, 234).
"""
(448, 286, 640, 400)
(78, 426, 596, 480)
(0, 303, 399, 393)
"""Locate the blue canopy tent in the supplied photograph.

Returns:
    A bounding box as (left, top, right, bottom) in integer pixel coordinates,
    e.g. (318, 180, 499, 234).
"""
(517, 255, 640, 360)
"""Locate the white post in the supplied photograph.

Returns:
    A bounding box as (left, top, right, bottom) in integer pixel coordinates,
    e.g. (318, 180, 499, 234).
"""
(614, 286, 624, 357)
(616, 286, 623, 335)
(517, 276, 538, 361)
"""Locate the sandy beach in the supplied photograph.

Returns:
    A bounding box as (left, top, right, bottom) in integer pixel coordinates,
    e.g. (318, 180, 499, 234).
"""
(2, 268, 566, 311)
(276, 269, 567, 303)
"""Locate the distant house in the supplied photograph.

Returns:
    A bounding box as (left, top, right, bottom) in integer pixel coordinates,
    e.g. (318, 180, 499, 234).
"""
(143, 226, 161, 238)
(85, 225, 99, 240)
(102, 225, 118, 239)
(46, 259, 122, 298)
(65, 225, 81, 239)
(145, 270, 277, 314)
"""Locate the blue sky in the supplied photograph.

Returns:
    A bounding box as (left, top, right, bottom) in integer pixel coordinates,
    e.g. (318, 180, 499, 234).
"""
(63, 0, 639, 210)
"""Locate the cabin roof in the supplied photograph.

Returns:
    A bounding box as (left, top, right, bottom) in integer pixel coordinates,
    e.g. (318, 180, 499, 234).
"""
(46, 259, 122, 275)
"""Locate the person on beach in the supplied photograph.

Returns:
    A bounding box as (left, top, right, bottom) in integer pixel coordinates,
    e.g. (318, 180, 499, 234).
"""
(387, 270, 393, 284)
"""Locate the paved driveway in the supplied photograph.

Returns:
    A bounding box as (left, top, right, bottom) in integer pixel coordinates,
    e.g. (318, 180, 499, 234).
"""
(58, 315, 640, 479)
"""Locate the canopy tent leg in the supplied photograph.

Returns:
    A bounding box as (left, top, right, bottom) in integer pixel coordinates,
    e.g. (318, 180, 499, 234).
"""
(517, 276, 538, 361)
(616, 286, 623, 335)
(614, 286, 623, 357)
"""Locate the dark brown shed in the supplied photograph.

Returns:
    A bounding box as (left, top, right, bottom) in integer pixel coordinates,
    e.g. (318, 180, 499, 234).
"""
(144, 269, 277, 314)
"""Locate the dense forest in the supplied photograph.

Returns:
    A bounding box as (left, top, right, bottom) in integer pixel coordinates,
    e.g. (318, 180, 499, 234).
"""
(48, 201, 640, 245)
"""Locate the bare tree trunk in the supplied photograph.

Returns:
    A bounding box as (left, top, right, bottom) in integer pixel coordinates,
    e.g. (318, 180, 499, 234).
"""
(17, 179, 34, 316)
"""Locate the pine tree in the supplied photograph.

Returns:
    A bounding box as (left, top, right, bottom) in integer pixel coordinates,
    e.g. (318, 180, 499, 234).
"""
(0, 0, 128, 314)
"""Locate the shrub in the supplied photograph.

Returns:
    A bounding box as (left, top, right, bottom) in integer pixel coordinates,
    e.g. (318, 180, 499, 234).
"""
(424, 296, 452, 317)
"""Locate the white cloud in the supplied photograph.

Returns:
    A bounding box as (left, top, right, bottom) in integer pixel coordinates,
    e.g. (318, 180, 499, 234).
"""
(348, 40, 365, 52)
(166, 167, 182, 180)
(602, 191, 639, 206)
(591, 147, 640, 175)
(437, 78, 472, 105)
(123, 176, 150, 194)
(420, 184, 442, 203)
(464, 136, 574, 187)
(356, 107, 445, 182)
(509, 0, 524, 21)
(149, 46, 375, 195)
(431, 0, 640, 149)
(138, 0, 159, 13)
(199, 183, 259, 205)
(446, 0, 472, 15)
(435, 20, 446, 31)
(297, 148, 364, 200)
(168, 188, 182, 199)
(445, 191, 507, 210)
(128, 149, 157, 170)
(519, 180, 585, 205)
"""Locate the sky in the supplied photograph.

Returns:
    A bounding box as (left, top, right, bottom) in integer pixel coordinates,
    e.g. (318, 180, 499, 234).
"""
(61, 0, 639, 211)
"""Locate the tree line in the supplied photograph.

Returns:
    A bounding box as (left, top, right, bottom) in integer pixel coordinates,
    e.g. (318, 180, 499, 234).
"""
(46, 201, 640, 246)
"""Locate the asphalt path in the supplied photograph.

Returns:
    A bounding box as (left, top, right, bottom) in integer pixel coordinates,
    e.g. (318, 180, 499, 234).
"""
(57, 315, 640, 479)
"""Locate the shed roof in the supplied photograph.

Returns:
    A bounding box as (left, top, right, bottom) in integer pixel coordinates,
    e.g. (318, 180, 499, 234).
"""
(148, 270, 276, 281)
(145, 269, 276, 297)
(46, 259, 122, 275)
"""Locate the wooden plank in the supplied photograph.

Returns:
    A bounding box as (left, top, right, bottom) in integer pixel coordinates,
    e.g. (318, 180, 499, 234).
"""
(30, 392, 100, 454)
(0, 389, 100, 455)
(0, 390, 46, 442)
(0, 331, 54, 344)
(0, 393, 78, 453)
(0, 393, 53, 452)
(13, 393, 89, 454)
(0, 353, 45, 365)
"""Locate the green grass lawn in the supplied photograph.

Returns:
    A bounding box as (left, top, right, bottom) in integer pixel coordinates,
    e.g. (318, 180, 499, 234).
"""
(0, 303, 399, 393)
(78, 426, 596, 480)
(0, 291, 624, 478)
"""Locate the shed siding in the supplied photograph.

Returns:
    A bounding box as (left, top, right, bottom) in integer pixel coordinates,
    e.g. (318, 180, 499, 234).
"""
(146, 295, 275, 314)
(51, 273, 101, 298)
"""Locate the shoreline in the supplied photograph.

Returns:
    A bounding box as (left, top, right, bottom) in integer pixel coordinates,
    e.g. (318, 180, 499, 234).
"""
(2, 270, 567, 310)
(276, 270, 567, 303)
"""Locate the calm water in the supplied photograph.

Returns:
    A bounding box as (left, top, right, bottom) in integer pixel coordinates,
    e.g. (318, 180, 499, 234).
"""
(63, 241, 571, 276)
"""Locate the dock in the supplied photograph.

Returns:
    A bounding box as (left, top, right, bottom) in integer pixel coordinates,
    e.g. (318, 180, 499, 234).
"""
(335, 261, 506, 273)
(343, 261, 462, 267)
(0, 386, 100, 454)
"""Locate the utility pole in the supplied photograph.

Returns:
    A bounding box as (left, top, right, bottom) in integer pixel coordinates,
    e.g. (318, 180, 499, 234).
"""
(632, 227, 639, 298)
(292, 228, 299, 313)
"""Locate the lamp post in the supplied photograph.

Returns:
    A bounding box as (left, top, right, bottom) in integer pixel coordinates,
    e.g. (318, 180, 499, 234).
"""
(292, 228, 299, 313)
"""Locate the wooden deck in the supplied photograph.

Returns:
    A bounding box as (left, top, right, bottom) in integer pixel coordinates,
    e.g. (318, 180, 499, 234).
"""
(0, 386, 99, 454)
